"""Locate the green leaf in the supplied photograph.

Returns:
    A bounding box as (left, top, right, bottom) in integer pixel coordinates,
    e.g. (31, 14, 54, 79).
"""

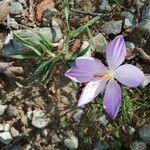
(63, 16, 100, 53)
(64, 0, 70, 29)
(34, 56, 59, 80)
(13, 33, 42, 56)
(11, 54, 40, 59)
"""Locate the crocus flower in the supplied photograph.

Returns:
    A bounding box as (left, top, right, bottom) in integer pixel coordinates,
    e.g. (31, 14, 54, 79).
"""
(65, 35, 144, 119)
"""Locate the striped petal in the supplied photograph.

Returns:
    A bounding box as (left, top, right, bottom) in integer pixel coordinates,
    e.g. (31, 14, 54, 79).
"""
(106, 35, 126, 69)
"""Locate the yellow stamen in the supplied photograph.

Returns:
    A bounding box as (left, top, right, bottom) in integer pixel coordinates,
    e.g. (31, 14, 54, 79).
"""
(94, 73, 112, 78)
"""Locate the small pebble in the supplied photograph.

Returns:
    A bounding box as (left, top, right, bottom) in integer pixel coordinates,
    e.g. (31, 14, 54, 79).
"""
(142, 74, 150, 87)
(73, 109, 83, 122)
(10, 127, 19, 137)
(0, 131, 13, 144)
(64, 136, 78, 150)
(101, 20, 123, 35)
(9, 2, 24, 15)
(31, 110, 50, 129)
(0, 105, 7, 116)
(99, 0, 111, 12)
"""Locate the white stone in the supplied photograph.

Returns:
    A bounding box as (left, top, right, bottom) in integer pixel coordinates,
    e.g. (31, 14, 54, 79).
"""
(0, 105, 7, 116)
(3, 123, 10, 131)
(10, 127, 19, 137)
(31, 110, 50, 129)
(64, 136, 78, 150)
(73, 109, 83, 122)
(0, 131, 13, 144)
(142, 74, 150, 87)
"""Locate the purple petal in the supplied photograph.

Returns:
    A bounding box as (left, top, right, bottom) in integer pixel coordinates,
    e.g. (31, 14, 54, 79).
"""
(78, 78, 109, 106)
(65, 56, 107, 83)
(103, 80, 121, 119)
(106, 35, 126, 69)
(115, 64, 144, 87)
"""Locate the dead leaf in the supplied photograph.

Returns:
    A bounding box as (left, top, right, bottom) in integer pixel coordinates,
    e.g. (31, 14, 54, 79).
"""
(36, 0, 55, 22)
(71, 39, 81, 52)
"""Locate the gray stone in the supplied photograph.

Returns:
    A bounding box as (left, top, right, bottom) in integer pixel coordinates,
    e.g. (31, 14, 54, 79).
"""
(0, 131, 13, 144)
(139, 19, 150, 33)
(43, 7, 58, 19)
(91, 33, 107, 53)
(125, 41, 135, 50)
(32, 110, 50, 129)
(130, 141, 147, 150)
(9, 2, 23, 15)
(141, 5, 150, 20)
(10, 127, 19, 137)
(121, 11, 134, 20)
(80, 33, 107, 56)
(3, 27, 62, 57)
(99, 0, 111, 12)
(101, 20, 123, 35)
(139, 123, 150, 144)
(142, 74, 150, 87)
(0, 105, 7, 116)
(124, 18, 133, 29)
(73, 109, 83, 122)
(64, 136, 78, 150)
(121, 11, 138, 28)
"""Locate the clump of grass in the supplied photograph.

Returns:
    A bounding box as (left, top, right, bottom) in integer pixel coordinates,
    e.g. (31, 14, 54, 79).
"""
(12, 16, 100, 82)
(86, 87, 144, 126)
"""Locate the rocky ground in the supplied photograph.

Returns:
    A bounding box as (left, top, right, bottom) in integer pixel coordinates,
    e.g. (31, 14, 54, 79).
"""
(0, 0, 150, 150)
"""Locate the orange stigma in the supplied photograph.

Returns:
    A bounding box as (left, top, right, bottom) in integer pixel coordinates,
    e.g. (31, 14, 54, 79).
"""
(94, 73, 112, 78)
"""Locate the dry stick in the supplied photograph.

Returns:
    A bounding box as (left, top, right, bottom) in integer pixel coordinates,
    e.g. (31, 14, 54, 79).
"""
(71, 8, 112, 17)
(29, 0, 34, 21)
(136, 48, 150, 63)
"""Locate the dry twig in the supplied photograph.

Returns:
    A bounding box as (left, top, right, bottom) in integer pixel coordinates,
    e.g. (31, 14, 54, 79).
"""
(136, 47, 150, 63)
